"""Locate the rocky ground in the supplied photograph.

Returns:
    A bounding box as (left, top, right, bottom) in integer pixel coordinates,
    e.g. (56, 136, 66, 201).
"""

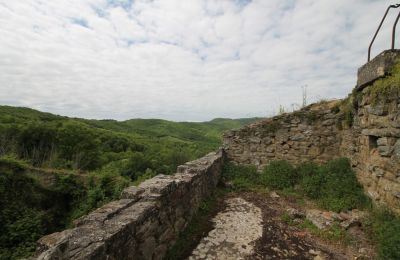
(189, 197, 263, 260)
(188, 191, 376, 260)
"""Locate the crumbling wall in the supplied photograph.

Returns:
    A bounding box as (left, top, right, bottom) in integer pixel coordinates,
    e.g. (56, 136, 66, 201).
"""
(343, 87, 400, 212)
(223, 96, 400, 213)
(35, 150, 225, 260)
(223, 50, 400, 214)
(223, 101, 342, 169)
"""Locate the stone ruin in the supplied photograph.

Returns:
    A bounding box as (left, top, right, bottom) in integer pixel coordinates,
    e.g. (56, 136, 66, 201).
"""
(35, 150, 225, 260)
(224, 50, 400, 214)
(34, 50, 400, 259)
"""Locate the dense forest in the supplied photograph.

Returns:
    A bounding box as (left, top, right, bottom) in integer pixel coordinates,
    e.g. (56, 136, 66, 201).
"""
(0, 105, 260, 259)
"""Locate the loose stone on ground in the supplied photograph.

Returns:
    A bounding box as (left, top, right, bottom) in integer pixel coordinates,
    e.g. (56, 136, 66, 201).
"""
(189, 197, 263, 260)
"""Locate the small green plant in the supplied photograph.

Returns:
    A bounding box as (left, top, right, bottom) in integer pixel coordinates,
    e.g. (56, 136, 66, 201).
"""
(222, 162, 263, 191)
(336, 97, 354, 127)
(280, 212, 295, 226)
(363, 207, 400, 260)
(261, 160, 296, 189)
(298, 158, 369, 212)
(298, 219, 318, 231)
(367, 60, 400, 105)
(298, 220, 351, 244)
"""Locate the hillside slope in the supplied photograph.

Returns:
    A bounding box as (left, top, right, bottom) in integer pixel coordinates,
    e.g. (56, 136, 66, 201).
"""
(0, 105, 260, 259)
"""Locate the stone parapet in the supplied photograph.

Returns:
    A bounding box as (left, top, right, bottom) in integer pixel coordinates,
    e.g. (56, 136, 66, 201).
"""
(356, 49, 400, 90)
(35, 150, 225, 260)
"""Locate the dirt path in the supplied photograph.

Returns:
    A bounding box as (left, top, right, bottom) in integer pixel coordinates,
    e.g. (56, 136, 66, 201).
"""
(189, 197, 263, 260)
(188, 192, 375, 260)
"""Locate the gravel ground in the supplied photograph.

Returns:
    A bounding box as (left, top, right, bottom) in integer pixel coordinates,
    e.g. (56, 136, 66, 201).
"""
(189, 197, 263, 260)
(188, 192, 375, 260)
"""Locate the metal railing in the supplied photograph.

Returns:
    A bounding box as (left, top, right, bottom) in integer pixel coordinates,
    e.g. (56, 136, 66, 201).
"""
(368, 4, 400, 62)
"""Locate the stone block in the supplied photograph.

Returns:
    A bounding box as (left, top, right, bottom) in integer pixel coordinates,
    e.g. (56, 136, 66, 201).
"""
(377, 146, 392, 157)
(356, 49, 400, 90)
(121, 186, 145, 200)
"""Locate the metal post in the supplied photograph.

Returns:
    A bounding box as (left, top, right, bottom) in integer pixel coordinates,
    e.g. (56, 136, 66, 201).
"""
(392, 10, 400, 49)
(368, 4, 400, 62)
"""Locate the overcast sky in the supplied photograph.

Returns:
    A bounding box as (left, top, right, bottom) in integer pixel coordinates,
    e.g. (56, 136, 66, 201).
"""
(0, 0, 398, 121)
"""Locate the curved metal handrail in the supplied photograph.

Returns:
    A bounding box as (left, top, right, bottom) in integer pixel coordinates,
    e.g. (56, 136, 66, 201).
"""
(368, 4, 400, 62)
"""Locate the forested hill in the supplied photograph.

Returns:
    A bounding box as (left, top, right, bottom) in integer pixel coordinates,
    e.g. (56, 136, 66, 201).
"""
(0, 105, 260, 170)
(0, 105, 260, 259)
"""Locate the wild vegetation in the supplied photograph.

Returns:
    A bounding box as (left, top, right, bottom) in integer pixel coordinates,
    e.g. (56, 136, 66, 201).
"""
(367, 60, 400, 104)
(223, 160, 400, 260)
(223, 158, 368, 212)
(0, 105, 259, 259)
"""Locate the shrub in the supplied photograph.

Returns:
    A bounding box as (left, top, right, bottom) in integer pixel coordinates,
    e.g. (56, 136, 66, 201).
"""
(0, 155, 29, 171)
(377, 219, 400, 259)
(299, 158, 369, 212)
(364, 208, 400, 260)
(297, 162, 322, 199)
(0, 170, 48, 259)
(261, 160, 296, 189)
(222, 162, 260, 191)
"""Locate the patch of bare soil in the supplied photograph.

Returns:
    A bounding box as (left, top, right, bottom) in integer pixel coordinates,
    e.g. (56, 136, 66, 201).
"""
(240, 192, 376, 260)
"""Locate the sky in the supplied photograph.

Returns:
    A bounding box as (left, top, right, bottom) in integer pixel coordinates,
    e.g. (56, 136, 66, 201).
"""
(0, 0, 398, 121)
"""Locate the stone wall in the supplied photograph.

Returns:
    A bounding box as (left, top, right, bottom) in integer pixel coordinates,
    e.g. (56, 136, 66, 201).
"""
(35, 150, 225, 260)
(344, 86, 400, 213)
(223, 100, 342, 169)
(223, 93, 400, 214)
(356, 50, 400, 90)
(223, 50, 400, 214)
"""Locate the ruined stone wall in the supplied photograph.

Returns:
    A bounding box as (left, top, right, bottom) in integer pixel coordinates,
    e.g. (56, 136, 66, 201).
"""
(223, 101, 342, 169)
(343, 87, 400, 213)
(223, 93, 400, 213)
(35, 150, 225, 260)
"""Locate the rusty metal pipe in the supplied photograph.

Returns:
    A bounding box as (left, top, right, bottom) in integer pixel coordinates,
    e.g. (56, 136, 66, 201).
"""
(368, 4, 400, 62)
(392, 10, 400, 49)
(368, 6, 391, 62)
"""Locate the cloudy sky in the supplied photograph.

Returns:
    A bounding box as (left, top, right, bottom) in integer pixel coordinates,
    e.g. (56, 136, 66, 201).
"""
(0, 0, 397, 121)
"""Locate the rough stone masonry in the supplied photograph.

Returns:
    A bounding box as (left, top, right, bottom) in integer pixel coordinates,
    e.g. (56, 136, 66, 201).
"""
(34, 150, 225, 260)
(223, 50, 400, 214)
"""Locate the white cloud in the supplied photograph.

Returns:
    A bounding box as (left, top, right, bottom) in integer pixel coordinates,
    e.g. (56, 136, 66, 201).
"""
(0, 0, 398, 121)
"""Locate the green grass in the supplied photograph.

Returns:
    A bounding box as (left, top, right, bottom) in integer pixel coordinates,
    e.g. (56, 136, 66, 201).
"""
(261, 160, 297, 190)
(222, 162, 266, 192)
(223, 159, 396, 258)
(281, 214, 352, 244)
(261, 158, 369, 212)
(301, 219, 351, 243)
(366, 60, 400, 105)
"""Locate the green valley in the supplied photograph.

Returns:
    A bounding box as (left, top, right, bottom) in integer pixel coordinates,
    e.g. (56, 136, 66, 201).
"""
(0, 105, 260, 259)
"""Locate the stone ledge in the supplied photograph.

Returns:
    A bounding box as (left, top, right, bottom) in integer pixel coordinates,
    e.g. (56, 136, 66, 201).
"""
(35, 149, 225, 260)
(356, 49, 400, 90)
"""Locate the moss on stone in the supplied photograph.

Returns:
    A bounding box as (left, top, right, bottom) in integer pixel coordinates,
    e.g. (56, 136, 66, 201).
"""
(366, 60, 400, 105)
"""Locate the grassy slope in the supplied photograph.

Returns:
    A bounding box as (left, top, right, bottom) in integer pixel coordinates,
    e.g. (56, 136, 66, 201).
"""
(0, 105, 261, 259)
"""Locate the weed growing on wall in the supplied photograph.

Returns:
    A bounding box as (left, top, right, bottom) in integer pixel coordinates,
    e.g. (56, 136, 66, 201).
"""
(367, 60, 400, 105)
